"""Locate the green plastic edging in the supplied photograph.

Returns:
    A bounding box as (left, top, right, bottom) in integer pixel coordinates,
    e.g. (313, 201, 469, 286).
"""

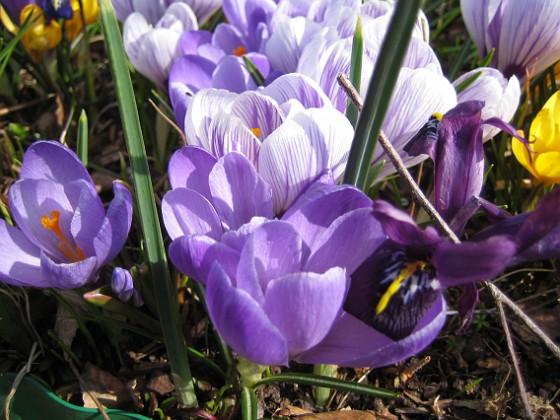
(0, 373, 150, 419)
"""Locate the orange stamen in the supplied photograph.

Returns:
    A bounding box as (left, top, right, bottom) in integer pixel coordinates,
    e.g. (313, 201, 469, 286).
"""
(41, 210, 85, 262)
(249, 127, 261, 137)
(232, 45, 246, 57)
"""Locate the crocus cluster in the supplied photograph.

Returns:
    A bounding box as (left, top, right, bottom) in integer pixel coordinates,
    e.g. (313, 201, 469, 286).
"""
(0, 141, 133, 289)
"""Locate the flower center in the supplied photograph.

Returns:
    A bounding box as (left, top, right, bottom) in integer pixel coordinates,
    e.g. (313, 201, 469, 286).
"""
(232, 45, 246, 56)
(41, 210, 85, 262)
(249, 127, 261, 137)
(375, 261, 426, 315)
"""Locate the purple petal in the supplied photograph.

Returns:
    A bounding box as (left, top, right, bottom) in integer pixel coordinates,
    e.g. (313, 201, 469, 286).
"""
(207, 263, 289, 365)
(213, 23, 245, 55)
(259, 107, 353, 213)
(169, 235, 239, 284)
(40, 252, 98, 289)
(69, 180, 105, 257)
(264, 267, 349, 356)
(178, 29, 213, 55)
(230, 91, 284, 139)
(433, 236, 517, 286)
(209, 152, 273, 230)
(9, 178, 75, 262)
(20, 141, 92, 185)
(0, 220, 43, 287)
(306, 208, 386, 274)
(372, 200, 441, 248)
(260, 73, 331, 109)
(236, 221, 303, 304)
(92, 182, 133, 267)
(455, 283, 479, 335)
(167, 146, 217, 197)
(212, 55, 256, 93)
(296, 297, 447, 367)
(184, 89, 237, 150)
(161, 188, 223, 240)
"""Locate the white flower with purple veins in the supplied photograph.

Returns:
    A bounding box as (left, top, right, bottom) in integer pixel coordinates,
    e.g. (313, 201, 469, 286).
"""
(454, 67, 520, 141)
(112, 0, 222, 25)
(461, 0, 560, 79)
(183, 73, 353, 213)
(123, 2, 198, 86)
(0, 141, 133, 289)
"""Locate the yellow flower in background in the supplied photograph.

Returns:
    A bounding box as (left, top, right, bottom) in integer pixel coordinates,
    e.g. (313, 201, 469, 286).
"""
(64, 0, 100, 42)
(512, 90, 560, 186)
(18, 4, 63, 62)
(0, 0, 99, 62)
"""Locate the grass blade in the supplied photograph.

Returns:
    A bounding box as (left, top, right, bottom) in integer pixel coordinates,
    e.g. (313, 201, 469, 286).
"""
(346, 16, 363, 128)
(98, 0, 197, 406)
(254, 373, 399, 399)
(343, 0, 422, 190)
(76, 109, 89, 166)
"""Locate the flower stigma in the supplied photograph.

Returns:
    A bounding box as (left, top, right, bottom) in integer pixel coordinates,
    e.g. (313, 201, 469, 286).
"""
(41, 210, 85, 261)
(232, 45, 247, 56)
(249, 127, 261, 137)
(375, 261, 426, 315)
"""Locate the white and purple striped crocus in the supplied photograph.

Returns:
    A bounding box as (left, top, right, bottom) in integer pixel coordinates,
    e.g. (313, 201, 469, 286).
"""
(461, 0, 560, 79)
(0, 141, 133, 289)
(453, 67, 520, 141)
(122, 2, 198, 86)
(112, 0, 221, 25)
(180, 73, 352, 213)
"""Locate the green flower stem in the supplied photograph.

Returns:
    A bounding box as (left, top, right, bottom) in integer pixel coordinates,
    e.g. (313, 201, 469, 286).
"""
(343, 0, 422, 190)
(98, 0, 197, 406)
(346, 16, 363, 127)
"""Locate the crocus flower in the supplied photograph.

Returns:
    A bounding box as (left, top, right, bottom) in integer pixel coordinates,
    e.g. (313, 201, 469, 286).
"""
(123, 2, 198, 86)
(460, 0, 560, 79)
(512, 90, 560, 186)
(111, 267, 143, 306)
(0, 141, 133, 289)
(1, 0, 98, 61)
(454, 67, 520, 140)
(181, 73, 352, 213)
(112, 0, 221, 25)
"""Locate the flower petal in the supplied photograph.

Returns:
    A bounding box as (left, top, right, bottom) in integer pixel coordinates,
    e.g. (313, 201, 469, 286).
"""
(162, 188, 223, 240)
(207, 263, 289, 365)
(0, 219, 43, 287)
(264, 267, 348, 356)
(433, 236, 516, 286)
(92, 182, 133, 267)
(236, 221, 303, 304)
(40, 252, 98, 289)
(167, 146, 217, 197)
(209, 152, 273, 230)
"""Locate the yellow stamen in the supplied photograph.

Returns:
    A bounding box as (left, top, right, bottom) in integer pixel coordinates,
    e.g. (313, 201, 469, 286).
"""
(249, 127, 261, 137)
(232, 45, 246, 57)
(41, 210, 85, 262)
(376, 261, 426, 315)
(432, 112, 443, 121)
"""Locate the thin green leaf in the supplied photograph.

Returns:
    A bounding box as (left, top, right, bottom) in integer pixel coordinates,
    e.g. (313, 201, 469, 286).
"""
(343, 0, 422, 190)
(481, 48, 495, 67)
(346, 16, 363, 127)
(77, 110, 89, 166)
(454, 70, 482, 94)
(240, 387, 258, 420)
(254, 373, 399, 399)
(242, 55, 265, 86)
(98, 0, 197, 407)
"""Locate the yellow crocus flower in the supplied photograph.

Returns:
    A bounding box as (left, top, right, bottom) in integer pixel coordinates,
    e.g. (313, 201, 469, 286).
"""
(64, 0, 99, 42)
(512, 90, 560, 186)
(18, 4, 63, 62)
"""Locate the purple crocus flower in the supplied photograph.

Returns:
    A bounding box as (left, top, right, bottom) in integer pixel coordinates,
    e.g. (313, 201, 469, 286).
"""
(0, 141, 133, 289)
(111, 267, 143, 306)
(123, 2, 198, 87)
(111, 0, 221, 25)
(461, 0, 560, 79)
(453, 67, 520, 141)
(180, 74, 352, 213)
